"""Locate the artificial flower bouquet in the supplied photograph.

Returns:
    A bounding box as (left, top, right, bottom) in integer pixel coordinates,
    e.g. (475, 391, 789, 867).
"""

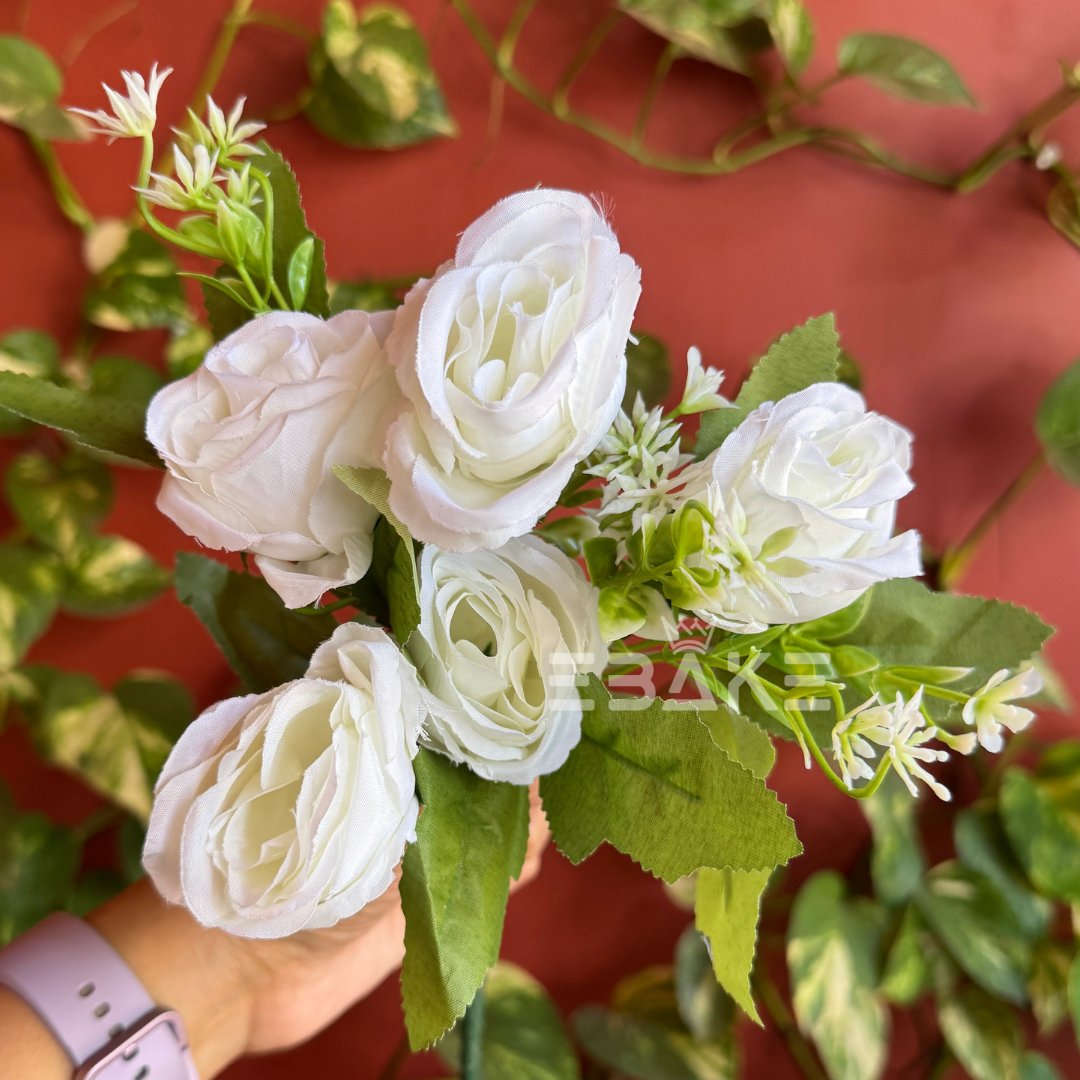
(70, 67, 1051, 1050)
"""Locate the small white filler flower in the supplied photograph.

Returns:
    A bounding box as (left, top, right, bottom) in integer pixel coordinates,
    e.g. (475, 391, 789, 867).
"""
(72, 64, 171, 140)
(962, 664, 1043, 753)
(672, 346, 737, 416)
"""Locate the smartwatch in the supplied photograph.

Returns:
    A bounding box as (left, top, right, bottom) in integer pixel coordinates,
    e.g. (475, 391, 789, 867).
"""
(0, 912, 199, 1080)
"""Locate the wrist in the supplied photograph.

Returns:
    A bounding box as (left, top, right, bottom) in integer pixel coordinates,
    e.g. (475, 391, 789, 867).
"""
(86, 879, 261, 1079)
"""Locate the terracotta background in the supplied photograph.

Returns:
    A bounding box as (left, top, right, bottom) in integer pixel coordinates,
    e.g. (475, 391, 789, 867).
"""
(2, 0, 1080, 1076)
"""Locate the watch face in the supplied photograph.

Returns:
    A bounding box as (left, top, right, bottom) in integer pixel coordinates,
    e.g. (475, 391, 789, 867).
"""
(74, 1009, 190, 1080)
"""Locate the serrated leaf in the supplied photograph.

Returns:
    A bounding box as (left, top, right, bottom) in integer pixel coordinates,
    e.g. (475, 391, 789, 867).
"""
(937, 986, 1022, 1080)
(540, 676, 801, 881)
(624, 332, 671, 413)
(860, 769, 925, 907)
(695, 866, 769, 1025)
(0, 35, 84, 140)
(837, 33, 975, 107)
(6, 451, 113, 555)
(0, 371, 162, 466)
(695, 314, 840, 459)
(787, 871, 888, 1080)
(20, 667, 172, 822)
(915, 862, 1032, 1005)
(400, 750, 529, 1049)
(879, 905, 932, 1006)
(0, 545, 63, 670)
(200, 269, 251, 341)
(1000, 754, 1080, 903)
(0, 780, 80, 944)
(699, 703, 775, 780)
(954, 807, 1052, 940)
(259, 143, 330, 317)
(767, 0, 813, 75)
(1036, 358, 1080, 486)
(437, 962, 580, 1080)
(367, 515, 420, 641)
(61, 535, 170, 615)
(619, 0, 769, 76)
(306, 1, 457, 148)
(174, 552, 336, 693)
(836, 578, 1052, 693)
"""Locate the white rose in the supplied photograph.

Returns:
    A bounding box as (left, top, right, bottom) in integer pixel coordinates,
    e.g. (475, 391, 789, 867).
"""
(673, 382, 920, 630)
(147, 310, 398, 608)
(383, 188, 642, 551)
(409, 536, 607, 784)
(143, 623, 422, 938)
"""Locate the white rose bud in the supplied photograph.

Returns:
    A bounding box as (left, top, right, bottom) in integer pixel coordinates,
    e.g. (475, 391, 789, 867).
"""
(383, 188, 642, 551)
(143, 623, 422, 938)
(147, 310, 399, 608)
(409, 536, 608, 784)
(674, 383, 921, 630)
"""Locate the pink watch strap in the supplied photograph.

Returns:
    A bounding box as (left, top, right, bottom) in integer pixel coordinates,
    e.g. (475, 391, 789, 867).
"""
(0, 912, 199, 1079)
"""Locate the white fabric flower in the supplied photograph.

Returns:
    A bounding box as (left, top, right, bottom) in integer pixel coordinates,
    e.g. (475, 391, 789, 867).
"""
(383, 188, 642, 551)
(675, 346, 736, 416)
(672, 382, 921, 631)
(147, 310, 399, 608)
(72, 64, 171, 140)
(409, 536, 608, 784)
(143, 623, 422, 938)
(962, 664, 1042, 752)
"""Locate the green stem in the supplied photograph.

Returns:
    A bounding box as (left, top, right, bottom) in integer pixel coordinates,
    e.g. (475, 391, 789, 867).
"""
(292, 596, 357, 616)
(939, 450, 1045, 591)
(242, 9, 316, 42)
(73, 806, 122, 845)
(26, 135, 95, 232)
(461, 987, 485, 1080)
(552, 9, 623, 118)
(375, 1031, 411, 1080)
(498, 0, 540, 69)
(750, 967, 829, 1080)
(633, 42, 680, 149)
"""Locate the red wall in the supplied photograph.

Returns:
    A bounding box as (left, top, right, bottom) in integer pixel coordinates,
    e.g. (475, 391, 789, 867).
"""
(2, 0, 1080, 1076)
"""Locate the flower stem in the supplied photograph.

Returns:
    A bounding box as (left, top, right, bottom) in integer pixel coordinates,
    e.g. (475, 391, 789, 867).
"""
(26, 135, 95, 232)
(461, 986, 486, 1080)
(73, 805, 122, 845)
(939, 449, 1045, 591)
(750, 967, 829, 1080)
(375, 1032, 411, 1080)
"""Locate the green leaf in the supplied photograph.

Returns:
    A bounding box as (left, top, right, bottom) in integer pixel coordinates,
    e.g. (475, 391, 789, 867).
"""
(573, 1004, 735, 1080)
(1000, 757, 1080, 904)
(879, 905, 932, 1006)
(119, 816, 146, 883)
(1048, 180, 1080, 256)
(787, 871, 888, 1080)
(837, 578, 1052, 694)
(200, 269, 252, 341)
(0, 328, 61, 377)
(0, 545, 63, 669)
(540, 676, 801, 881)
(695, 314, 840, 459)
(331, 465, 420, 602)
(258, 143, 330, 318)
(367, 515, 420, 642)
(937, 986, 1022, 1080)
(165, 320, 212, 380)
(66, 868, 125, 917)
(437, 962, 580, 1080)
(954, 807, 1052, 939)
(1036, 358, 1080, 486)
(619, 0, 770, 76)
(835, 348, 862, 390)
(860, 769, 925, 907)
(0, 781, 80, 945)
(61, 535, 170, 616)
(675, 925, 736, 1043)
(914, 861, 1032, 1005)
(0, 36, 83, 140)
(6, 451, 113, 555)
(624, 332, 671, 413)
(534, 515, 600, 558)
(1027, 939, 1073, 1035)
(20, 667, 172, 822)
(88, 356, 164, 410)
(0, 371, 162, 466)
(698, 703, 775, 780)
(287, 236, 315, 309)
(399, 750, 529, 1049)
(84, 231, 188, 332)
(767, 0, 813, 75)
(306, 1, 457, 149)
(837, 33, 975, 107)
(329, 276, 419, 313)
(695, 866, 769, 1024)
(174, 552, 336, 693)
(112, 672, 194, 782)
(1021, 1052, 1064, 1080)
